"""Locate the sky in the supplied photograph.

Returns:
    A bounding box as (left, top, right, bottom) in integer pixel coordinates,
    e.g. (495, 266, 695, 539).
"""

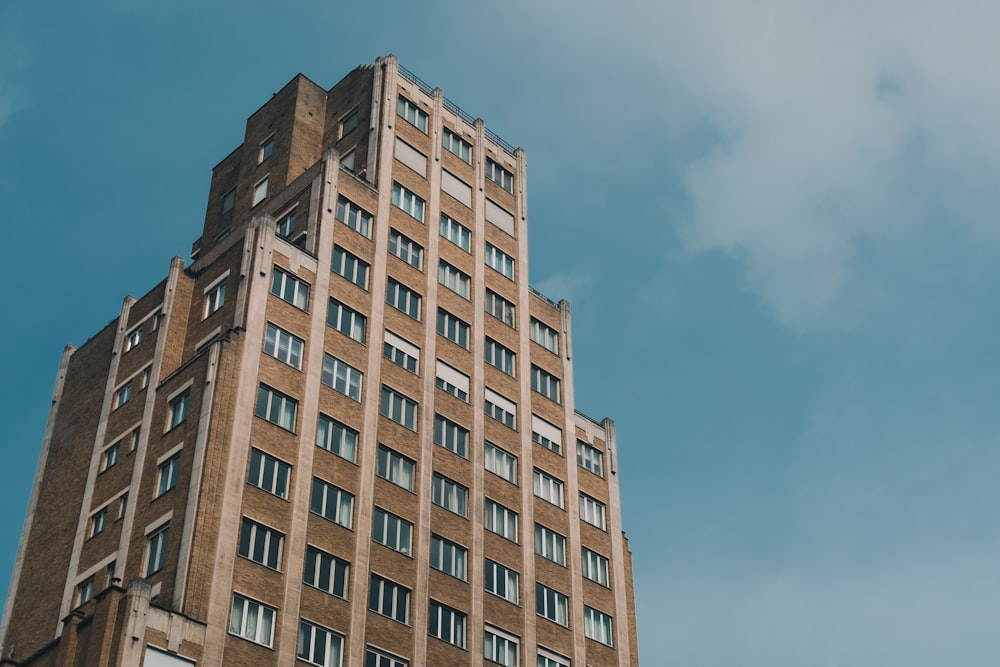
(2, 0, 999, 664)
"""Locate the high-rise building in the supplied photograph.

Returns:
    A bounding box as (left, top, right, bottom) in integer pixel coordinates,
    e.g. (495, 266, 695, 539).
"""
(0, 55, 638, 667)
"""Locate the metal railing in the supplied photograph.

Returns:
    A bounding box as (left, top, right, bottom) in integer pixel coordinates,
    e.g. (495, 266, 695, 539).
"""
(398, 63, 518, 158)
(528, 285, 561, 309)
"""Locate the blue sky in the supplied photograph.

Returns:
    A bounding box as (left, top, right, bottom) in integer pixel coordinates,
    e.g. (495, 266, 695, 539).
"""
(2, 1, 999, 664)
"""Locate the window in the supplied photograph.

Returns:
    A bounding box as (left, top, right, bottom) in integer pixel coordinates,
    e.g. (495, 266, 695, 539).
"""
(316, 414, 358, 463)
(438, 261, 471, 299)
(386, 278, 421, 320)
(373, 507, 413, 555)
(248, 448, 290, 499)
(311, 478, 354, 529)
(369, 575, 410, 623)
(336, 195, 372, 237)
(435, 361, 469, 402)
(229, 593, 275, 647)
(255, 384, 297, 431)
(582, 547, 610, 587)
(485, 626, 519, 667)
(114, 382, 132, 409)
(531, 366, 561, 403)
(395, 137, 427, 175)
(430, 535, 467, 580)
(530, 318, 559, 354)
(432, 473, 468, 517)
(485, 388, 516, 429)
(264, 322, 304, 369)
(397, 95, 428, 132)
(253, 177, 268, 206)
(577, 441, 604, 477)
(484, 559, 519, 603)
(259, 136, 274, 162)
(276, 208, 296, 238)
(531, 415, 563, 454)
(222, 188, 235, 214)
(332, 246, 370, 289)
(485, 499, 518, 542)
(128, 427, 141, 451)
(298, 620, 344, 667)
(442, 128, 472, 162)
(428, 601, 465, 648)
(304, 546, 349, 598)
(89, 508, 107, 537)
(118, 493, 128, 520)
(486, 158, 514, 193)
(141, 367, 152, 389)
(485, 338, 516, 376)
(125, 326, 142, 351)
(339, 107, 359, 138)
(391, 182, 425, 221)
(485, 441, 517, 483)
(433, 415, 469, 458)
(580, 494, 607, 530)
(383, 330, 419, 373)
(440, 214, 471, 251)
(584, 607, 614, 646)
(239, 517, 283, 569)
(436, 309, 469, 348)
(101, 442, 120, 471)
(535, 524, 566, 566)
(377, 445, 415, 491)
(533, 469, 565, 508)
(157, 454, 180, 497)
(271, 268, 310, 310)
(327, 299, 366, 343)
(537, 647, 571, 667)
(366, 647, 407, 667)
(536, 584, 568, 626)
(77, 577, 95, 606)
(380, 386, 418, 430)
(388, 229, 423, 268)
(145, 524, 169, 576)
(485, 289, 516, 327)
(321, 354, 363, 401)
(485, 243, 515, 280)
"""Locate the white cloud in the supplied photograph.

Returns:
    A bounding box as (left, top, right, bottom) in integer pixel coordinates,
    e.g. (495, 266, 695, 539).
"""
(648, 1, 1000, 328)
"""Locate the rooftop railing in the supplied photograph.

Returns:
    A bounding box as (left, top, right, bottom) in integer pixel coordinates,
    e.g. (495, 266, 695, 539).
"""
(528, 285, 561, 309)
(398, 63, 518, 158)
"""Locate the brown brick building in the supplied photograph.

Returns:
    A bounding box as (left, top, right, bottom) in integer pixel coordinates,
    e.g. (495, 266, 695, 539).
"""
(0, 55, 639, 667)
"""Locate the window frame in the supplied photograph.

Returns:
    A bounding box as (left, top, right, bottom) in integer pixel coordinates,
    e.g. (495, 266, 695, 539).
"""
(432, 472, 469, 517)
(316, 414, 358, 463)
(327, 298, 367, 344)
(372, 507, 414, 556)
(535, 583, 569, 627)
(484, 441, 517, 484)
(369, 574, 411, 624)
(271, 267, 310, 311)
(377, 444, 416, 492)
(534, 524, 567, 566)
(332, 246, 371, 290)
(436, 308, 469, 349)
(484, 559, 519, 604)
(389, 229, 424, 269)
(485, 243, 515, 280)
(310, 477, 355, 530)
(440, 214, 471, 251)
(397, 95, 428, 132)
(430, 534, 468, 581)
(336, 195, 372, 238)
(386, 278, 422, 320)
(391, 182, 426, 222)
(229, 593, 276, 648)
(380, 386, 418, 431)
(247, 447, 291, 499)
(485, 498, 518, 543)
(427, 600, 466, 648)
(264, 322, 305, 369)
(321, 354, 363, 401)
(238, 517, 284, 570)
(304, 545, 349, 599)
